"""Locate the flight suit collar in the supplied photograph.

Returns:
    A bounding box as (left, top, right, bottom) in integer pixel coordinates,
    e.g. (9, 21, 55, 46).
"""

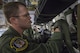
(8, 26, 23, 37)
(8, 26, 28, 39)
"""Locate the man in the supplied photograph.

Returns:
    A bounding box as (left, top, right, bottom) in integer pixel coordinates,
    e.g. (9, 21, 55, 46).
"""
(0, 2, 65, 53)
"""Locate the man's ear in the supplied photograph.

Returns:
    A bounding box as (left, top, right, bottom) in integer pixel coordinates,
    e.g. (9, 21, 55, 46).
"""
(10, 17, 18, 24)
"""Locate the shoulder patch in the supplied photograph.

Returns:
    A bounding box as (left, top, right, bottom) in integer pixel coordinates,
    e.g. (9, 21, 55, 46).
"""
(10, 37, 28, 51)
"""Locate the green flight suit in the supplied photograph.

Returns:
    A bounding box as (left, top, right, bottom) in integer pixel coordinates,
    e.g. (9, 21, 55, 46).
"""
(0, 26, 63, 53)
(53, 19, 75, 53)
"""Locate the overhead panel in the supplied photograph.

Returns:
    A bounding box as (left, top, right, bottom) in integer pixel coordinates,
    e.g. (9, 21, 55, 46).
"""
(35, 0, 77, 24)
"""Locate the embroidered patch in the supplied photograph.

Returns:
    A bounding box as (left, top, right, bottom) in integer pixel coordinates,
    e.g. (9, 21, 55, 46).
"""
(10, 37, 28, 51)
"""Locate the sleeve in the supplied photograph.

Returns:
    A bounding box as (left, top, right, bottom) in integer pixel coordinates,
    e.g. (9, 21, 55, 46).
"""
(61, 20, 76, 53)
(47, 32, 63, 53)
(0, 36, 17, 53)
(53, 19, 76, 53)
(1, 43, 16, 53)
(24, 32, 62, 53)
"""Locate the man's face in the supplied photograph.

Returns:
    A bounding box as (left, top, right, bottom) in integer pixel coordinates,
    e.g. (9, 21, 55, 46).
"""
(16, 5, 32, 29)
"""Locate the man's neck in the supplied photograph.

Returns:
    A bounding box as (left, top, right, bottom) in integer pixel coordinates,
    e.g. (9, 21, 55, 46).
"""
(10, 25, 23, 36)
